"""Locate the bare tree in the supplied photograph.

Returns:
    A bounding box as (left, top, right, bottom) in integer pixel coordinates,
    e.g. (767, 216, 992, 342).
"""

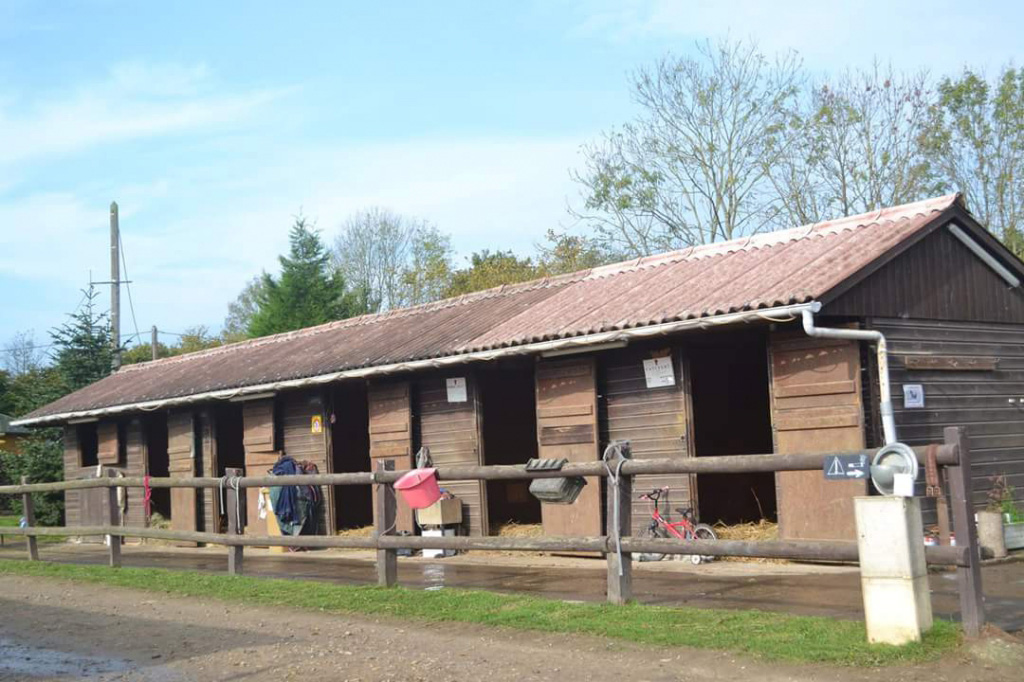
(774, 64, 934, 223)
(3, 330, 46, 376)
(334, 208, 453, 312)
(222, 276, 266, 342)
(571, 39, 803, 256)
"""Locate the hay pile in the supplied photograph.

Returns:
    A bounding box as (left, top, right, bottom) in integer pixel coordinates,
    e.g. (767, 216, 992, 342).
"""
(335, 525, 374, 538)
(711, 519, 784, 563)
(494, 522, 543, 538)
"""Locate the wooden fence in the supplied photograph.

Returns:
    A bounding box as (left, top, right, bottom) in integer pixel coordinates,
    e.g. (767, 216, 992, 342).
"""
(0, 425, 986, 636)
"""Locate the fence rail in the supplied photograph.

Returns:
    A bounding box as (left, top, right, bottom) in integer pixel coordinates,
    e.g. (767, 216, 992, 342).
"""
(0, 427, 985, 637)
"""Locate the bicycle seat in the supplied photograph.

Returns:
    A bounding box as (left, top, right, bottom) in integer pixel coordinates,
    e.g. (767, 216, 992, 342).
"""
(675, 507, 694, 517)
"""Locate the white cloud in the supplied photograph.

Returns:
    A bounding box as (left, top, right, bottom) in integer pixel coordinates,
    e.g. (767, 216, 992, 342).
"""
(572, 0, 1024, 75)
(0, 135, 587, 341)
(0, 61, 285, 166)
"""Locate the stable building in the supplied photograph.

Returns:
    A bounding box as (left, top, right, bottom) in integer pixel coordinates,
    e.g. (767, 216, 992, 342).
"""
(14, 194, 1024, 541)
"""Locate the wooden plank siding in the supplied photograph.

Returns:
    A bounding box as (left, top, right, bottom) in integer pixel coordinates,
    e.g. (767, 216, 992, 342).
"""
(242, 398, 277, 535)
(167, 411, 198, 537)
(417, 374, 486, 536)
(825, 224, 1024, 324)
(279, 390, 330, 534)
(120, 419, 147, 529)
(368, 381, 414, 534)
(867, 317, 1024, 516)
(599, 346, 693, 535)
(535, 357, 602, 538)
(196, 411, 218, 533)
(63, 421, 146, 532)
(769, 333, 868, 541)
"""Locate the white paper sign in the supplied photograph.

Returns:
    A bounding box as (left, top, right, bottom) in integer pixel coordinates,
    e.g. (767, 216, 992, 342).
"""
(903, 384, 925, 409)
(643, 357, 675, 388)
(446, 377, 467, 403)
(893, 472, 915, 498)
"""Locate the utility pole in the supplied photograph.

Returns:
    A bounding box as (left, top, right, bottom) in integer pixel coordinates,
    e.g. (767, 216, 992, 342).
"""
(110, 201, 121, 370)
(151, 325, 158, 362)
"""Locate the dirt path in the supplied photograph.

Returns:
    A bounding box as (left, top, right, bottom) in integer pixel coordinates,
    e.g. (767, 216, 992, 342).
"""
(1, 574, 1021, 682)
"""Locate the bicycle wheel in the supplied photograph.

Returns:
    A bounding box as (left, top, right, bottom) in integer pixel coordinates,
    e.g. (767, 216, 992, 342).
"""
(636, 524, 667, 562)
(690, 523, 717, 565)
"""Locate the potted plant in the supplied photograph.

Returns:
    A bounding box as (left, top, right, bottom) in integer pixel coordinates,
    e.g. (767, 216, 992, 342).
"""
(988, 474, 1024, 552)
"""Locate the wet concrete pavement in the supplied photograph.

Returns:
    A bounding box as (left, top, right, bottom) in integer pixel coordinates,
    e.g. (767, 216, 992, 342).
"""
(1, 543, 1022, 633)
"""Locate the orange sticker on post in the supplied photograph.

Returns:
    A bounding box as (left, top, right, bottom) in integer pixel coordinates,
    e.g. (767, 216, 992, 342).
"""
(310, 415, 323, 434)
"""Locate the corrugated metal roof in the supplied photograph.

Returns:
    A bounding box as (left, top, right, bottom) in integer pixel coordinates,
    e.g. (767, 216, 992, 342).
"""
(21, 194, 961, 423)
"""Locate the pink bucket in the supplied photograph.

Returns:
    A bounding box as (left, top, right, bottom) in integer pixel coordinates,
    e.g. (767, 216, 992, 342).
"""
(393, 468, 442, 509)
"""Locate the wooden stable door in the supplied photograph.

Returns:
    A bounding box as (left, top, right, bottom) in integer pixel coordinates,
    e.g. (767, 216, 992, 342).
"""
(368, 382, 415, 534)
(167, 411, 198, 534)
(770, 333, 868, 540)
(242, 399, 277, 535)
(535, 357, 602, 537)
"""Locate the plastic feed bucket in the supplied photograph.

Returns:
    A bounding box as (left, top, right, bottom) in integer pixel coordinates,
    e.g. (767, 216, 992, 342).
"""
(393, 468, 442, 509)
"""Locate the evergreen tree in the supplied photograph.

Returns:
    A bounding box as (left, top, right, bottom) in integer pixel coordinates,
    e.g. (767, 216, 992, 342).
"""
(248, 216, 367, 337)
(49, 285, 115, 392)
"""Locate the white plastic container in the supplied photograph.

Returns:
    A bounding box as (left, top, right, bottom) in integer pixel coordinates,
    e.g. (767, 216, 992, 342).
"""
(422, 527, 457, 558)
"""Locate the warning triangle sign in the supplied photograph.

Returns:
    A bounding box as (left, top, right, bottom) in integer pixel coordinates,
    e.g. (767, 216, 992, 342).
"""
(827, 457, 844, 477)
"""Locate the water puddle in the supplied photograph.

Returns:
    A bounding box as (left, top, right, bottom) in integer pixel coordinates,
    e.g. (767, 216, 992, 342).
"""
(0, 637, 180, 680)
(422, 563, 447, 591)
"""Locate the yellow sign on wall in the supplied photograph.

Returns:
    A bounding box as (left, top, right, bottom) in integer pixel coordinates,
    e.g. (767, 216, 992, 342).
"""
(310, 415, 323, 434)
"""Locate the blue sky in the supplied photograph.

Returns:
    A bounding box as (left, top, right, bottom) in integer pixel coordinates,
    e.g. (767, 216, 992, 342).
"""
(1, 1, 1023, 354)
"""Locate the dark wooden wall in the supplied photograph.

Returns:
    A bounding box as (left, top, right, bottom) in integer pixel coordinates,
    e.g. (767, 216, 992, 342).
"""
(868, 317, 1024, 516)
(599, 346, 693, 535)
(826, 225, 1024, 323)
(417, 374, 486, 536)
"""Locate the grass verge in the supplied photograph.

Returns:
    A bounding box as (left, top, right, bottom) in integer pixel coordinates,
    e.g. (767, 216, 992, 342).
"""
(0, 515, 65, 544)
(0, 558, 958, 666)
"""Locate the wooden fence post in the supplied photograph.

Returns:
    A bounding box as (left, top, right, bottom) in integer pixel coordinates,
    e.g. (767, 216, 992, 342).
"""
(944, 426, 984, 637)
(105, 470, 122, 568)
(605, 450, 632, 604)
(375, 461, 398, 587)
(20, 476, 38, 561)
(225, 467, 245, 576)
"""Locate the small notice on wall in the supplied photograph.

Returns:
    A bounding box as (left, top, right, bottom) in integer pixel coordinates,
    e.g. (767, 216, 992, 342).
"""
(903, 384, 925, 409)
(643, 356, 675, 388)
(446, 377, 468, 402)
(310, 415, 323, 434)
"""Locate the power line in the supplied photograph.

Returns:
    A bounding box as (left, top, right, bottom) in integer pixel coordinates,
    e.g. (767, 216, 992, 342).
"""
(118, 229, 142, 350)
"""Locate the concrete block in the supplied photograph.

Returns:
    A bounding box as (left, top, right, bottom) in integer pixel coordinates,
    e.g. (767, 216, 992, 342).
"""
(854, 496, 926, 579)
(854, 496, 933, 645)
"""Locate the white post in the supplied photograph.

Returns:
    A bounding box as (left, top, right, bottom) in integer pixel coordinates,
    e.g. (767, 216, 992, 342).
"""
(854, 496, 933, 645)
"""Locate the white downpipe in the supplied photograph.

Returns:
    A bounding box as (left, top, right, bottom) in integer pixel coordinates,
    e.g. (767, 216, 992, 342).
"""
(801, 303, 896, 445)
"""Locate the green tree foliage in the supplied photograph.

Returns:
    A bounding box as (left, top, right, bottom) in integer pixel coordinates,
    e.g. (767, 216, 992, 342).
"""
(248, 216, 367, 337)
(121, 326, 222, 365)
(50, 285, 115, 393)
(923, 66, 1024, 256)
(443, 250, 541, 297)
(536, 229, 612, 275)
(0, 435, 64, 525)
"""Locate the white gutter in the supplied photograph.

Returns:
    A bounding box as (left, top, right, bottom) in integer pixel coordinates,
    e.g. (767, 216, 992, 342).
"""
(13, 302, 818, 427)
(947, 222, 1021, 288)
(801, 303, 896, 445)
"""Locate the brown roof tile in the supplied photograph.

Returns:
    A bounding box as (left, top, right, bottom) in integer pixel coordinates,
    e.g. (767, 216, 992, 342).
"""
(21, 194, 961, 422)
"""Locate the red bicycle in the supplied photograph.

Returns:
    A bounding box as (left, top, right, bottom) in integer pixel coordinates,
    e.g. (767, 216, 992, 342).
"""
(637, 487, 717, 564)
